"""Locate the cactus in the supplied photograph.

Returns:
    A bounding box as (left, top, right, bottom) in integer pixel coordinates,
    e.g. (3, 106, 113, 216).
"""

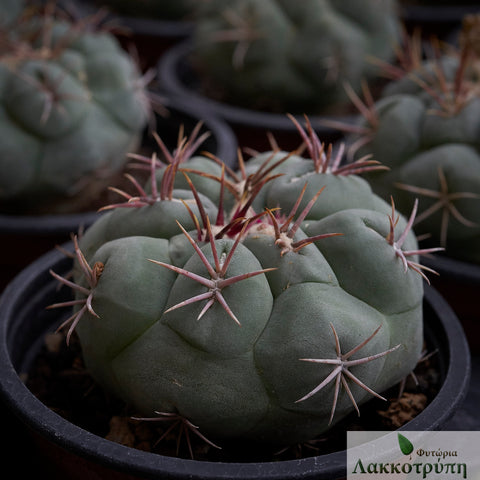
(0, 0, 24, 27)
(340, 15, 480, 264)
(49, 118, 439, 450)
(190, 0, 401, 113)
(0, 4, 151, 213)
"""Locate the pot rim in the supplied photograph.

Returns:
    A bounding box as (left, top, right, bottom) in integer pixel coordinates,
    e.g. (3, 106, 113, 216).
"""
(0, 245, 471, 480)
(0, 95, 237, 236)
(157, 40, 358, 133)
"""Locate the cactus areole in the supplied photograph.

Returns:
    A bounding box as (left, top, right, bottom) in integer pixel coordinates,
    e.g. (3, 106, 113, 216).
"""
(50, 118, 438, 449)
(0, 6, 150, 213)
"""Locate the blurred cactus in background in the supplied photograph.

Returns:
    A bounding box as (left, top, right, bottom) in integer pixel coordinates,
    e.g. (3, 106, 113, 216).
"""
(0, 0, 24, 27)
(189, 0, 401, 113)
(0, 3, 151, 213)
(341, 15, 480, 263)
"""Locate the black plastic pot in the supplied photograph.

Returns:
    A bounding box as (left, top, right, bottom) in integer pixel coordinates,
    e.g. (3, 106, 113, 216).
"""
(157, 41, 357, 153)
(421, 255, 480, 352)
(0, 244, 471, 480)
(0, 96, 238, 291)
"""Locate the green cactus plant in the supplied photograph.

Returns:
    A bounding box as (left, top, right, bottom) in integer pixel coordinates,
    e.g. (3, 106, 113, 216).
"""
(0, 0, 24, 27)
(189, 0, 401, 113)
(0, 4, 151, 214)
(338, 15, 480, 264)
(49, 118, 440, 452)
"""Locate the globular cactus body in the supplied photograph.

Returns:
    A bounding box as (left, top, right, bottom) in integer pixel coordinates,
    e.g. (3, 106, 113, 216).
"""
(345, 18, 480, 263)
(192, 0, 400, 112)
(52, 120, 435, 447)
(0, 8, 149, 212)
(0, 0, 24, 27)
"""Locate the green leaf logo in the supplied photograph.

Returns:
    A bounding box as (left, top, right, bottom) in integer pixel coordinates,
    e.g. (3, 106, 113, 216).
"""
(397, 433, 414, 455)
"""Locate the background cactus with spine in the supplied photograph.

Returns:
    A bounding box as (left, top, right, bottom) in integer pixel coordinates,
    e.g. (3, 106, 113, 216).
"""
(340, 15, 480, 264)
(189, 0, 401, 113)
(50, 118, 439, 450)
(0, 4, 151, 213)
